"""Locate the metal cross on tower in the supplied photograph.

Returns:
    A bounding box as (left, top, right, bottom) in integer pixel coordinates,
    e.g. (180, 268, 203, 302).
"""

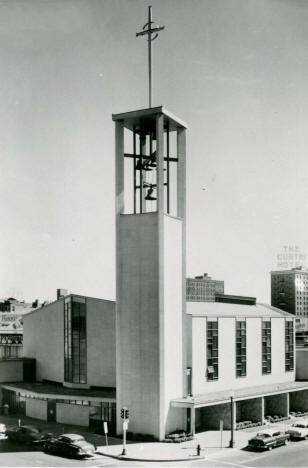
(136, 6, 165, 108)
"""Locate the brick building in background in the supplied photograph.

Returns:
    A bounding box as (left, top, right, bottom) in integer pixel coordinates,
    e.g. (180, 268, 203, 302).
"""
(271, 267, 308, 316)
(186, 273, 224, 302)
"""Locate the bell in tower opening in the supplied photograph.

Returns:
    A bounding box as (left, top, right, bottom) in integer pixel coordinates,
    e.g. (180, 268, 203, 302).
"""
(116, 108, 186, 217)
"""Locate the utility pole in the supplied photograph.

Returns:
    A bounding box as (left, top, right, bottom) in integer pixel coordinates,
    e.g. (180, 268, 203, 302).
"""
(229, 393, 235, 448)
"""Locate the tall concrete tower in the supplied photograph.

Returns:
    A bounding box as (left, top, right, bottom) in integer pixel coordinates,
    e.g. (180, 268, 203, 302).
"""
(113, 106, 187, 440)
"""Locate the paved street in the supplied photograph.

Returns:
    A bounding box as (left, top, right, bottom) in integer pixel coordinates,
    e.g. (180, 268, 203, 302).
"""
(0, 436, 110, 467)
(2, 437, 308, 467)
(179, 439, 308, 467)
(2, 413, 308, 467)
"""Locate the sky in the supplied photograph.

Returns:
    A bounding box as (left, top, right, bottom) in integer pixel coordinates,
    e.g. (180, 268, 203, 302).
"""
(1, 0, 308, 303)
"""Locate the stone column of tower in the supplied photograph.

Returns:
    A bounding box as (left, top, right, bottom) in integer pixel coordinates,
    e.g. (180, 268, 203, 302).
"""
(113, 106, 187, 440)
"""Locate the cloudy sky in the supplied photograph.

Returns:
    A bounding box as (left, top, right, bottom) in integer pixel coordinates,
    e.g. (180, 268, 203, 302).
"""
(1, 0, 308, 303)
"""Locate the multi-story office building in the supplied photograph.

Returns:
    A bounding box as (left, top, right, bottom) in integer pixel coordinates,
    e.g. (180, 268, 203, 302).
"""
(271, 267, 308, 316)
(186, 275, 254, 305)
(186, 273, 224, 302)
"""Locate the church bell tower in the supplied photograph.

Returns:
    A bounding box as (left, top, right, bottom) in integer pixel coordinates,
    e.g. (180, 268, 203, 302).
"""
(113, 7, 187, 440)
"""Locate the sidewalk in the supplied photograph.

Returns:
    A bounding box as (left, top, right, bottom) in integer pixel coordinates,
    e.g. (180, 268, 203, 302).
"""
(96, 442, 205, 462)
(95, 430, 251, 462)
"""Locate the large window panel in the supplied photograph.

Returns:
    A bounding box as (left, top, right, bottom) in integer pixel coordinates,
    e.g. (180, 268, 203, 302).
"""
(285, 320, 294, 371)
(207, 321, 218, 381)
(236, 321, 246, 377)
(64, 298, 87, 384)
(262, 320, 271, 374)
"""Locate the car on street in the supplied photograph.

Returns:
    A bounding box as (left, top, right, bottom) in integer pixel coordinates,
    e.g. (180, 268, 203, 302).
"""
(0, 423, 6, 439)
(286, 421, 308, 440)
(44, 433, 96, 458)
(248, 429, 290, 451)
(5, 424, 52, 446)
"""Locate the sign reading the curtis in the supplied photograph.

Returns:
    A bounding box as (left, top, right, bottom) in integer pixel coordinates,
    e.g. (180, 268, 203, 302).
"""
(277, 245, 306, 270)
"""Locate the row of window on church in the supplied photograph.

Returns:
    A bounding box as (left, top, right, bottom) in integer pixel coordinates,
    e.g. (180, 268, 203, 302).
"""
(207, 320, 294, 381)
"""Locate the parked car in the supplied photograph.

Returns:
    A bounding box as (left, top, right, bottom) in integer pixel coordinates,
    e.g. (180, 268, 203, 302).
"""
(0, 423, 6, 439)
(248, 430, 290, 451)
(286, 421, 308, 440)
(0, 424, 6, 434)
(5, 425, 52, 446)
(44, 434, 96, 458)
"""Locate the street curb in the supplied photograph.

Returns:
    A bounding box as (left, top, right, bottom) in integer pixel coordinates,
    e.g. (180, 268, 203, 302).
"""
(204, 447, 245, 459)
(96, 450, 205, 462)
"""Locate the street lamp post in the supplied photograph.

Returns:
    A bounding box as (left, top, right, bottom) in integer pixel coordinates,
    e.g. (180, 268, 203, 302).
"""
(229, 390, 235, 448)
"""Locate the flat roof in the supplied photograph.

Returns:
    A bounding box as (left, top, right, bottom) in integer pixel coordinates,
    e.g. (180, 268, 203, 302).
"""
(112, 106, 187, 132)
(25, 294, 115, 318)
(271, 269, 308, 275)
(172, 381, 308, 408)
(186, 302, 293, 318)
(215, 294, 256, 301)
(187, 277, 223, 282)
(1, 382, 116, 402)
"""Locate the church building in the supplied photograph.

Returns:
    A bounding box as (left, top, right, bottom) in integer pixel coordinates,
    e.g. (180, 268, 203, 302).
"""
(1, 6, 308, 444)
